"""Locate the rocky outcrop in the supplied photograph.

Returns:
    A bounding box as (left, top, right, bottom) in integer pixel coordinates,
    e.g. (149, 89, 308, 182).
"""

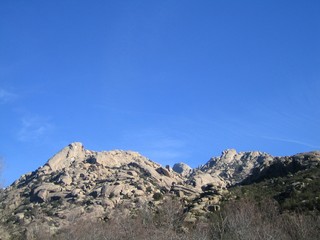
(199, 149, 273, 186)
(172, 163, 192, 177)
(0, 143, 319, 239)
(242, 151, 320, 184)
(0, 143, 200, 237)
(46, 142, 86, 171)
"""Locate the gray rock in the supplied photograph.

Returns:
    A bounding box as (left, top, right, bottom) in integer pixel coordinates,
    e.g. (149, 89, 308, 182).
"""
(1, 142, 318, 238)
(172, 163, 192, 177)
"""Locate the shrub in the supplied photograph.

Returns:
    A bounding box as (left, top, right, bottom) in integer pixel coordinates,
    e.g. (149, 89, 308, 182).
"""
(9, 197, 320, 240)
(152, 192, 163, 201)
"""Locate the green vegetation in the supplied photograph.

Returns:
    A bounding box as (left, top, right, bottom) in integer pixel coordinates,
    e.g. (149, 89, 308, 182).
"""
(152, 192, 163, 201)
(229, 165, 320, 212)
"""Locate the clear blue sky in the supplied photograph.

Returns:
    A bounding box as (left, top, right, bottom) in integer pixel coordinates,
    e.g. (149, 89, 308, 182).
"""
(1, 0, 319, 186)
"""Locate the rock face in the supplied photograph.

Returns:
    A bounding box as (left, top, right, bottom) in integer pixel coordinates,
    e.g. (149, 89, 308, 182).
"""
(0, 143, 319, 239)
(197, 149, 274, 186)
(172, 163, 192, 177)
(46, 142, 86, 171)
(0, 143, 201, 238)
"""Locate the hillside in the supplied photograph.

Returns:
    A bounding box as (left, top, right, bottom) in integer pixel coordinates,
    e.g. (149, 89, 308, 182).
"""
(0, 143, 319, 239)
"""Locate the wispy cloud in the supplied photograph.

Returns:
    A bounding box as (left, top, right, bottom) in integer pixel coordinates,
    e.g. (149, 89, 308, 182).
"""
(261, 136, 320, 149)
(17, 116, 54, 142)
(0, 89, 17, 104)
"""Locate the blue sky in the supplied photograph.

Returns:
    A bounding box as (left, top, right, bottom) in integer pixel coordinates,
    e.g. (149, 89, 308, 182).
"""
(1, 0, 319, 186)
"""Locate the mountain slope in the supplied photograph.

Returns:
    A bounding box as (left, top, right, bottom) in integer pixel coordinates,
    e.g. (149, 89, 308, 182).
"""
(0, 143, 196, 237)
(0, 143, 319, 239)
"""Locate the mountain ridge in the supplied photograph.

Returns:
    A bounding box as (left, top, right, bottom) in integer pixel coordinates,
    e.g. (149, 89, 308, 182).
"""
(0, 142, 319, 239)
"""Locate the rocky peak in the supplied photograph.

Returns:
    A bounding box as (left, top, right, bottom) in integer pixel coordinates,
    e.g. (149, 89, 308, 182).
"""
(44, 143, 159, 172)
(220, 149, 237, 163)
(46, 142, 86, 171)
(198, 149, 273, 185)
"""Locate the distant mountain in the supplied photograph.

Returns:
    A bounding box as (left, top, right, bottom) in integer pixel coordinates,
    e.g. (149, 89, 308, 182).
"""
(0, 143, 319, 239)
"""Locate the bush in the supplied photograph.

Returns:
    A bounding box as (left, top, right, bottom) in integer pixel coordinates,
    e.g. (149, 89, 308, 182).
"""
(209, 198, 320, 240)
(152, 192, 163, 201)
(11, 197, 320, 240)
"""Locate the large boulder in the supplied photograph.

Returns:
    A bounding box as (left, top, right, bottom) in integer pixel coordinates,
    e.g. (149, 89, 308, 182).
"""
(173, 162, 192, 177)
